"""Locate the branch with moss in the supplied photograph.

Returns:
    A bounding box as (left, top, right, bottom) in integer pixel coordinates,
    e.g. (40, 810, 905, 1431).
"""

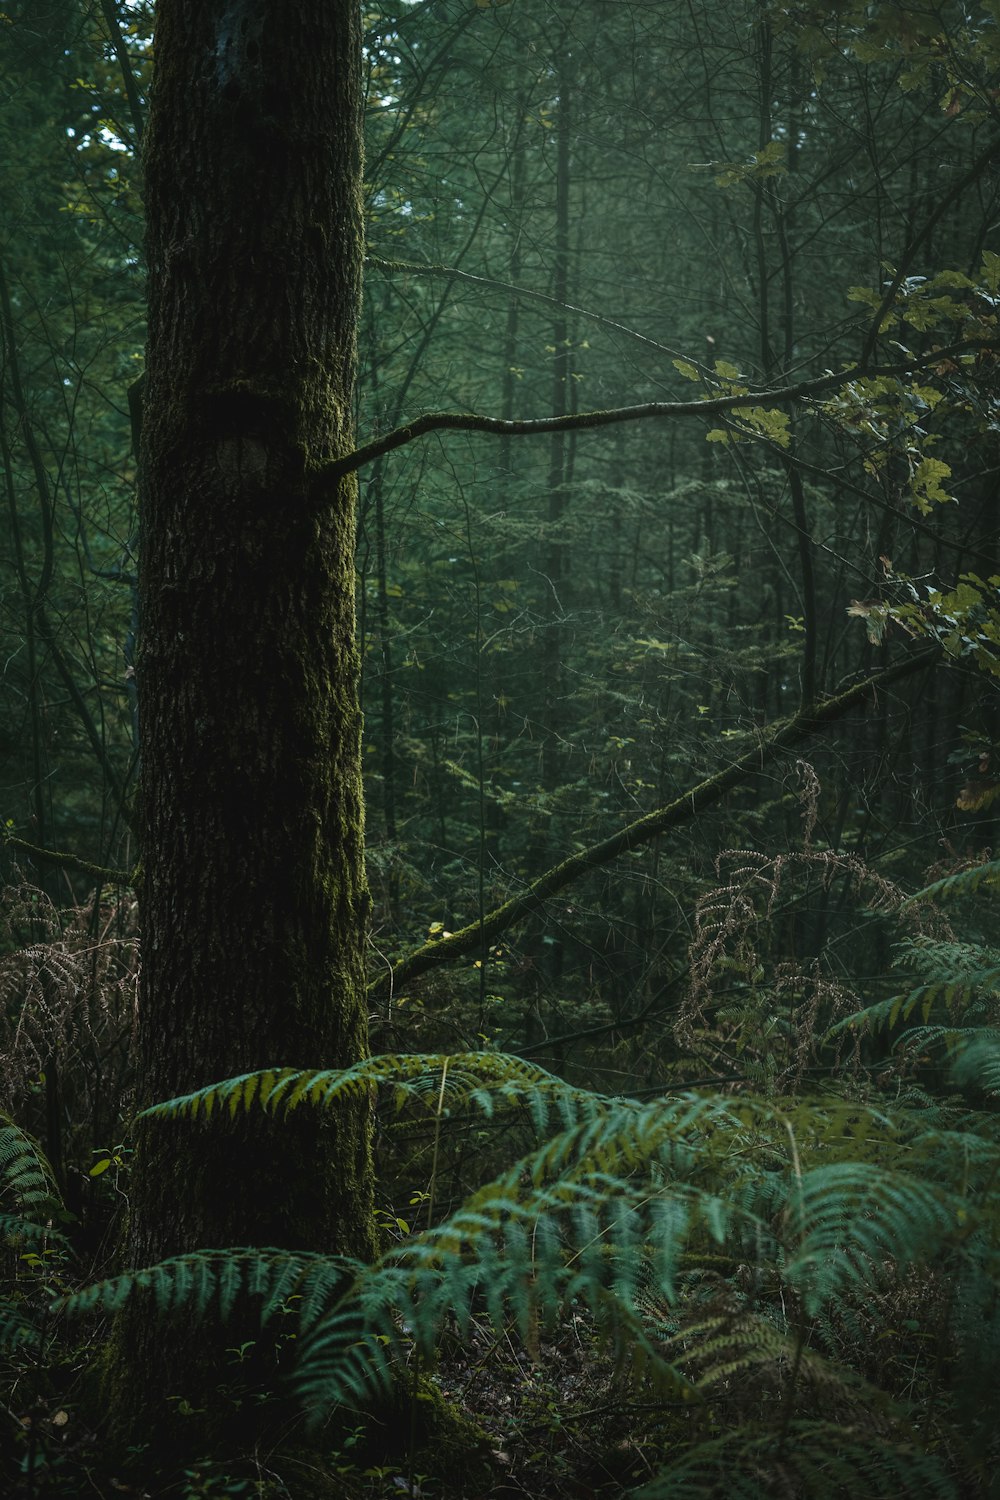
(2, 832, 133, 889)
(368, 647, 940, 1004)
(314, 339, 994, 489)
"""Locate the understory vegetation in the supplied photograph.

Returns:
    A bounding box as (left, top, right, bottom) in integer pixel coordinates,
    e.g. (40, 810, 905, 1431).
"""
(2, 852, 1000, 1496)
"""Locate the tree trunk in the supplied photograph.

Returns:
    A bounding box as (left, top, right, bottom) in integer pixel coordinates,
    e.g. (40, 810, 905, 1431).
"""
(117, 0, 376, 1429)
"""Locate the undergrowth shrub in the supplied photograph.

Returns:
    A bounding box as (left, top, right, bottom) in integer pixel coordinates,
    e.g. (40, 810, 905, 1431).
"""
(0, 879, 138, 1213)
(0, 862, 998, 1496)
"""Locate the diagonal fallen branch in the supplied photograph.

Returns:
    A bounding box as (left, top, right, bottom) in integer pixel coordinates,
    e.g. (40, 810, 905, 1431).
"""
(367, 647, 940, 1004)
(2, 832, 133, 889)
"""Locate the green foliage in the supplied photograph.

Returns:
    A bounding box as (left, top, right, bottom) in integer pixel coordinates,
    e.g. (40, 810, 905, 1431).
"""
(905, 859, 1000, 905)
(0, 1295, 38, 1351)
(834, 863, 1000, 1106)
(0, 1119, 58, 1215)
(6, 0, 1000, 1492)
(631, 1420, 954, 1499)
(0, 1118, 66, 1389)
(55, 1040, 1000, 1491)
(137, 1052, 611, 1151)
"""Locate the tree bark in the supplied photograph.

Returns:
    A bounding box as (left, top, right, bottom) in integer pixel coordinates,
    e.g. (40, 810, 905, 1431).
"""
(116, 0, 376, 1429)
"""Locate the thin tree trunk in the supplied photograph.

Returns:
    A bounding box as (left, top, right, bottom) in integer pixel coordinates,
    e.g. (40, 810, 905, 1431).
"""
(541, 46, 573, 796)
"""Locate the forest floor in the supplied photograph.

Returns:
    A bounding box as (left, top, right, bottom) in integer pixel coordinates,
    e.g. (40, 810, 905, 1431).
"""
(9, 1321, 681, 1498)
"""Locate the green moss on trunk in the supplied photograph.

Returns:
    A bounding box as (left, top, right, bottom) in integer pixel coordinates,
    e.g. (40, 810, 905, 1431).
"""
(108, 0, 377, 1442)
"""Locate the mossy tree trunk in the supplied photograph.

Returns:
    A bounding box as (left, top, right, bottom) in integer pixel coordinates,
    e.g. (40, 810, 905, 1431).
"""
(117, 0, 376, 1426)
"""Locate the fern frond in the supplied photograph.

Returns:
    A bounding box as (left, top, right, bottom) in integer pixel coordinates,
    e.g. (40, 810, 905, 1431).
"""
(125, 1081, 977, 1422)
(588, 1282, 695, 1397)
(941, 1026, 1000, 1098)
(831, 935, 1000, 1040)
(99, 1050, 1000, 1456)
(58, 1248, 362, 1324)
(782, 1163, 959, 1314)
(902, 1124, 1000, 1189)
(0, 1211, 66, 1247)
(293, 1303, 400, 1414)
(632, 1419, 955, 1499)
(139, 1052, 605, 1135)
(673, 1309, 907, 1420)
(905, 859, 1000, 905)
(0, 1122, 60, 1213)
(911, 1027, 1000, 1096)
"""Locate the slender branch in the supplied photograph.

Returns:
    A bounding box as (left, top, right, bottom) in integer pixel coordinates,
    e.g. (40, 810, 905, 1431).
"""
(0, 251, 56, 603)
(366, 253, 696, 366)
(0, 250, 132, 825)
(316, 340, 994, 488)
(99, 0, 144, 147)
(3, 833, 133, 888)
(368, 647, 940, 1003)
(34, 602, 132, 823)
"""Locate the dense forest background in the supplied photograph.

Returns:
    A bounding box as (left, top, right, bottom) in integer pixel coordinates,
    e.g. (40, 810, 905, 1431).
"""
(2, 1, 1000, 1496)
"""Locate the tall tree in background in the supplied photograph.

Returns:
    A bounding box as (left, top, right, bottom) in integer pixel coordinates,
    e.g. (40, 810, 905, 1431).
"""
(119, 0, 376, 1407)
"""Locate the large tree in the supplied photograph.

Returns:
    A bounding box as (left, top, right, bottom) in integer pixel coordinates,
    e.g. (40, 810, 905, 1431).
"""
(119, 0, 376, 1415)
(78, 0, 998, 1439)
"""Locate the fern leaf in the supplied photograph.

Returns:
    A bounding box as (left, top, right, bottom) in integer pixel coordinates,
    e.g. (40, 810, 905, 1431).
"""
(0, 1296, 39, 1350)
(783, 1163, 957, 1313)
(948, 1029, 1000, 1095)
(139, 1052, 606, 1136)
(58, 1248, 363, 1325)
(293, 1302, 399, 1417)
(632, 1419, 955, 1498)
(0, 1123, 59, 1213)
(905, 859, 1000, 905)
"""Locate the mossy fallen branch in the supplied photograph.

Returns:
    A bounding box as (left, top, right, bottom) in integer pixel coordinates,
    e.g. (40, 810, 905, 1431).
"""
(370, 648, 940, 1003)
(1, 831, 133, 888)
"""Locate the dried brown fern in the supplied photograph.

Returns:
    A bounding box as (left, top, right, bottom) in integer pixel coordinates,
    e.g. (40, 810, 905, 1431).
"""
(677, 834, 929, 1089)
(0, 879, 138, 1158)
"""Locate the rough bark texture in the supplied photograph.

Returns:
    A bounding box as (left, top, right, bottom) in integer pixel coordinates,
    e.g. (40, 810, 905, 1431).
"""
(117, 0, 375, 1428)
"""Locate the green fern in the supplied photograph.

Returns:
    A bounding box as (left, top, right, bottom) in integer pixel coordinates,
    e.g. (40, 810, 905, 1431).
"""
(0, 1296, 38, 1351)
(60, 1247, 361, 1326)
(832, 940, 1000, 1038)
(903, 858, 1000, 905)
(0, 1120, 67, 1362)
(52, 1041, 1000, 1493)
(782, 1161, 961, 1313)
(0, 1121, 59, 1214)
(630, 1419, 955, 1499)
(69, 1058, 992, 1397)
(138, 1050, 605, 1135)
